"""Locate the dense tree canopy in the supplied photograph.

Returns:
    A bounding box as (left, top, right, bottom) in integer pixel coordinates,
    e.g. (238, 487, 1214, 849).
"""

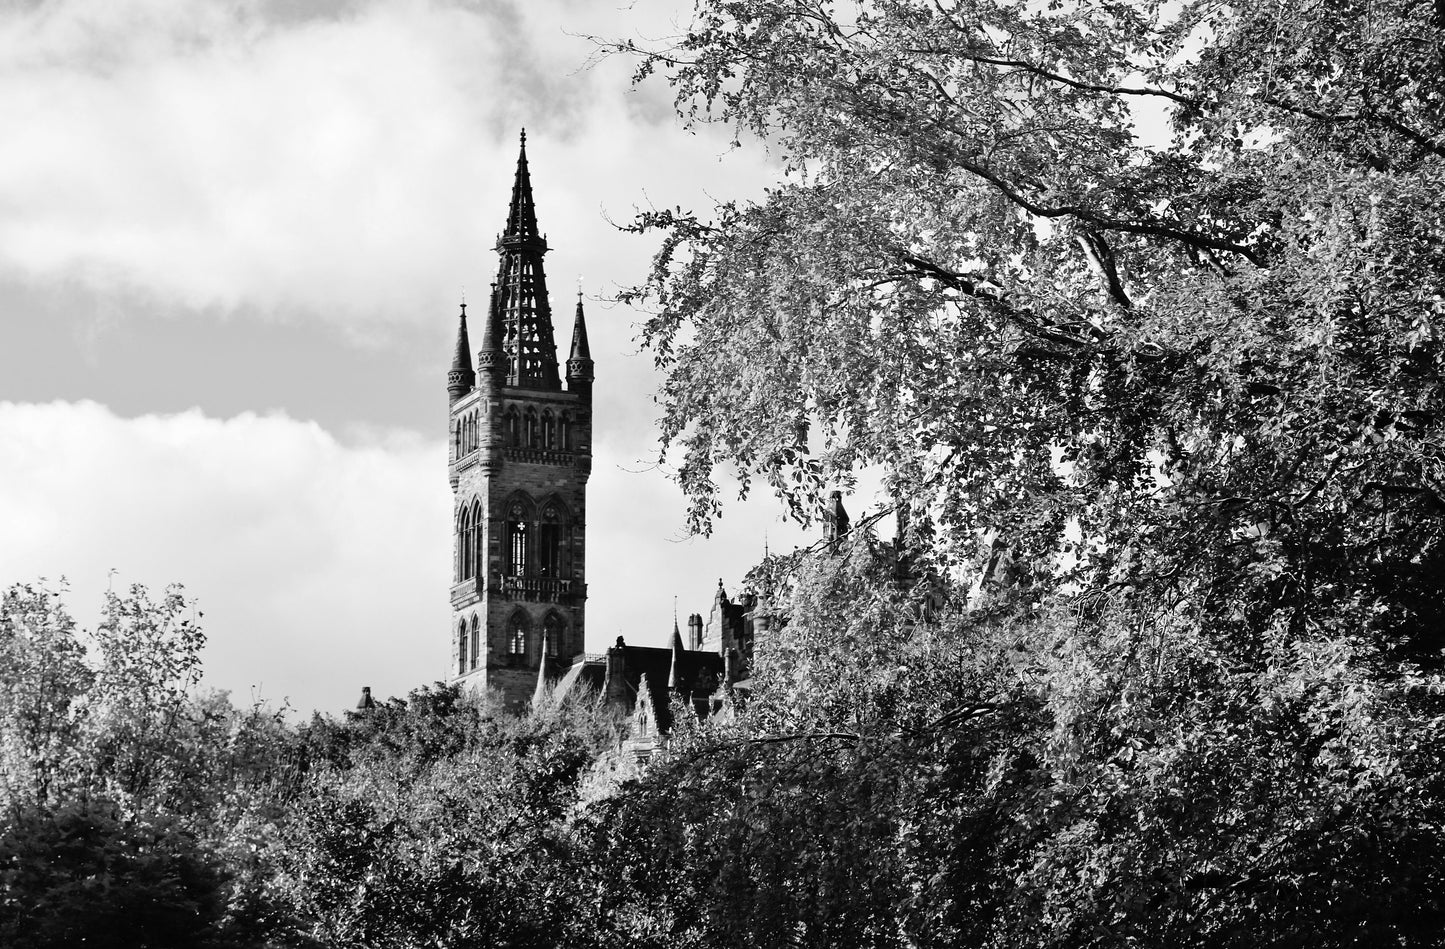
(617, 0, 1445, 660)
(595, 0, 1445, 944)
(5, 1, 1445, 944)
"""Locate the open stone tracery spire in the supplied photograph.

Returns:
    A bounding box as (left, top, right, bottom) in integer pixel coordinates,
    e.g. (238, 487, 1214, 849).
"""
(495, 129, 561, 389)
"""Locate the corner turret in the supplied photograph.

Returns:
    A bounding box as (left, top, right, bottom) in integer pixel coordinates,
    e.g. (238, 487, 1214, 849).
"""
(567, 292, 594, 400)
(447, 304, 475, 402)
(475, 283, 505, 382)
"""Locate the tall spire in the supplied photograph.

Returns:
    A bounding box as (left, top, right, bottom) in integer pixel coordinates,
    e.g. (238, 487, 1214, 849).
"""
(494, 129, 561, 389)
(567, 290, 595, 400)
(447, 302, 475, 402)
(476, 282, 504, 380)
(533, 625, 551, 709)
(669, 619, 686, 691)
(505, 128, 540, 241)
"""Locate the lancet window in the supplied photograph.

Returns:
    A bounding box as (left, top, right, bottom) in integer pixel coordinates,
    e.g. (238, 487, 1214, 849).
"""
(505, 407, 521, 447)
(524, 408, 539, 447)
(458, 506, 474, 580)
(509, 613, 529, 655)
(543, 613, 563, 657)
(538, 502, 563, 577)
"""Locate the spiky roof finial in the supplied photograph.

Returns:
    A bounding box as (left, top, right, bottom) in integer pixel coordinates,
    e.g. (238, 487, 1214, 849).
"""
(566, 286, 594, 397)
(493, 130, 560, 389)
(504, 128, 540, 242)
(447, 301, 475, 401)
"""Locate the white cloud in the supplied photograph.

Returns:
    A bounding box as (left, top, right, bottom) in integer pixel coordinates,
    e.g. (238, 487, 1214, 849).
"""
(0, 399, 450, 713)
(0, 400, 829, 714)
(0, 0, 772, 330)
(0, 0, 829, 714)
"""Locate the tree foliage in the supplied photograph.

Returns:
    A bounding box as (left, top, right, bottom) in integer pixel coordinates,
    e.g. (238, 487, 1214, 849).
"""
(614, 0, 1445, 662)
(587, 0, 1445, 944)
(7, 1, 1445, 942)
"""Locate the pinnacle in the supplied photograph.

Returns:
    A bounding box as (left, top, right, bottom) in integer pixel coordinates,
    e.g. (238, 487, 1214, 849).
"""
(504, 129, 540, 241)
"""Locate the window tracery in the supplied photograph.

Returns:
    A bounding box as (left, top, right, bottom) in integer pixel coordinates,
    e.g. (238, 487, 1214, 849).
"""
(470, 616, 481, 671)
(508, 613, 528, 655)
(543, 613, 563, 656)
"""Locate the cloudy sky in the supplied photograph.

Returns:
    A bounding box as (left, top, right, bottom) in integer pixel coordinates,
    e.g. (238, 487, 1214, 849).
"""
(0, 0, 823, 714)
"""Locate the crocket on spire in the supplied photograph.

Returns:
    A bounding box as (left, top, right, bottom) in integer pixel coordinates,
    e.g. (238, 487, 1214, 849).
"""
(494, 129, 560, 389)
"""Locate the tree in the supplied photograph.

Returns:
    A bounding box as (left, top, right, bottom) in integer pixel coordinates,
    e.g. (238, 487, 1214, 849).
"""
(0, 581, 305, 946)
(591, 1, 1445, 944)
(0, 582, 90, 812)
(611, 0, 1444, 654)
(0, 801, 234, 949)
(271, 685, 615, 948)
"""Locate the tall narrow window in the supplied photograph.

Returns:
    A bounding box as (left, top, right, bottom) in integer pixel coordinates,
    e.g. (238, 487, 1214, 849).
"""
(457, 622, 467, 676)
(459, 507, 473, 579)
(505, 407, 521, 447)
(508, 521, 528, 576)
(544, 613, 563, 657)
(469, 616, 481, 671)
(538, 524, 560, 576)
(539, 502, 563, 577)
(559, 414, 572, 452)
(541, 411, 556, 450)
(471, 500, 484, 581)
(524, 409, 539, 447)
(509, 615, 528, 655)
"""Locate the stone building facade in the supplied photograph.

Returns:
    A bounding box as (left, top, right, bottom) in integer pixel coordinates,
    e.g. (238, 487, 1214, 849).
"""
(446, 131, 594, 708)
(444, 133, 809, 719)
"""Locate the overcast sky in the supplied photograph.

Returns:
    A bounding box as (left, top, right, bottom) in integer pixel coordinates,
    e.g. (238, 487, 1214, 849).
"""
(0, 0, 831, 715)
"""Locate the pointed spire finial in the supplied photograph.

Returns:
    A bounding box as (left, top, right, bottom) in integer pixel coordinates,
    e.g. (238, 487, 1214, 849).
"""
(669, 615, 686, 691)
(447, 300, 475, 401)
(532, 624, 551, 709)
(502, 128, 541, 242)
(493, 130, 560, 388)
(566, 284, 594, 397)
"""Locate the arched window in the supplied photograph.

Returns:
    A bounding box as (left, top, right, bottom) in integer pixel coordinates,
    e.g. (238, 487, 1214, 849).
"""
(504, 496, 533, 576)
(524, 409, 539, 447)
(505, 407, 521, 447)
(541, 411, 556, 450)
(453, 419, 462, 458)
(538, 501, 563, 577)
(508, 521, 528, 576)
(457, 621, 467, 676)
(471, 499, 484, 581)
(509, 614, 528, 655)
(543, 613, 563, 657)
(469, 616, 481, 671)
(459, 507, 473, 580)
(559, 413, 572, 452)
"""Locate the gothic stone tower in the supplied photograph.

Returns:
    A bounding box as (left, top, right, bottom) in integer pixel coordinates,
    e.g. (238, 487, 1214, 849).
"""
(447, 131, 594, 708)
